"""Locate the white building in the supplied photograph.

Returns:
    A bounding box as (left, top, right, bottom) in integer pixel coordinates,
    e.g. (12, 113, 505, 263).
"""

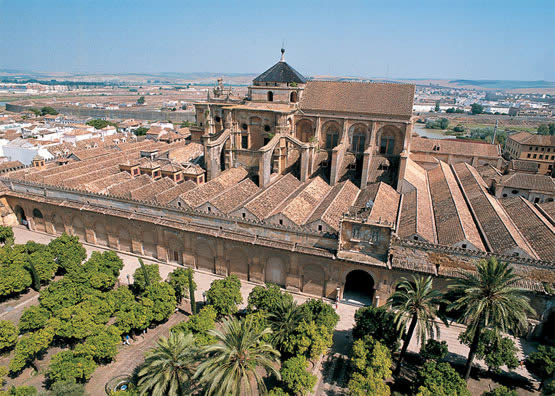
(2, 138, 55, 165)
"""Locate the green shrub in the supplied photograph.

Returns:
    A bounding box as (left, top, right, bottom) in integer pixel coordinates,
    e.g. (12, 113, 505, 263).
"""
(482, 386, 518, 396)
(247, 284, 293, 314)
(280, 356, 316, 396)
(19, 306, 50, 333)
(206, 275, 242, 316)
(132, 262, 161, 293)
(348, 336, 392, 396)
(46, 350, 96, 384)
(420, 339, 448, 361)
(167, 267, 195, 303)
(171, 305, 217, 345)
(414, 361, 470, 396)
(0, 226, 14, 244)
(0, 320, 18, 351)
(298, 299, 339, 332)
(353, 306, 401, 351)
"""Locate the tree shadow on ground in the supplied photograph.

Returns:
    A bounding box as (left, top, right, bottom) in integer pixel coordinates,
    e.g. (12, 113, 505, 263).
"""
(319, 329, 352, 394)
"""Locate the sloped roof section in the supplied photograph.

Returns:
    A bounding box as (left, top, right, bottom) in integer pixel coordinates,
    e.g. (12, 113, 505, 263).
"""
(501, 196, 555, 261)
(300, 81, 415, 117)
(500, 173, 555, 193)
(253, 61, 306, 84)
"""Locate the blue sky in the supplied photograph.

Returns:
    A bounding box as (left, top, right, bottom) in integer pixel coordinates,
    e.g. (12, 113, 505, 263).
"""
(0, 0, 553, 80)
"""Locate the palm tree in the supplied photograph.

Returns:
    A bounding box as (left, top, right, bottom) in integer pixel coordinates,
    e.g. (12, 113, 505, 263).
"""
(448, 257, 535, 381)
(267, 298, 303, 353)
(387, 275, 446, 375)
(137, 332, 198, 396)
(194, 317, 280, 396)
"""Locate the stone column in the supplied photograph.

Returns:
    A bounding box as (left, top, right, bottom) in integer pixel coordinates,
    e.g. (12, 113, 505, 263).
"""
(360, 148, 373, 189)
(299, 146, 309, 182)
(403, 122, 413, 153)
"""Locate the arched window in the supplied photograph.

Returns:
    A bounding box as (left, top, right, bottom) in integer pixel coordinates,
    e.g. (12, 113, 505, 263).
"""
(32, 208, 43, 218)
(351, 126, 366, 153)
(325, 127, 339, 149)
(267, 91, 274, 102)
(290, 91, 298, 103)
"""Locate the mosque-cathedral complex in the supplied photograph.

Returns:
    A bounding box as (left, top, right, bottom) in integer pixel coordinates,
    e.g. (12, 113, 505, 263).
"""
(0, 51, 553, 328)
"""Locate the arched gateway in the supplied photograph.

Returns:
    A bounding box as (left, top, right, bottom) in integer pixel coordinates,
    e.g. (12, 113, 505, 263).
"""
(343, 270, 375, 305)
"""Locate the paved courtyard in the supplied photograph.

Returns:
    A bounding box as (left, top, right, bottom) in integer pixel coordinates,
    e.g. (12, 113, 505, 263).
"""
(10, 226, 542, 394)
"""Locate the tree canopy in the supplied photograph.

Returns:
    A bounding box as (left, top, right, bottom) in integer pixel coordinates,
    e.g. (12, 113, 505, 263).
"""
(206, 275, 242, 316)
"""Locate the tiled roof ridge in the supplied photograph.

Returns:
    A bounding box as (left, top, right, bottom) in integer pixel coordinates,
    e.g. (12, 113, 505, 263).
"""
(393, 236, 554, 270)
(454, 162, 539, 259)
(0, 176, 333, 236)
(439, 161, 485, 251)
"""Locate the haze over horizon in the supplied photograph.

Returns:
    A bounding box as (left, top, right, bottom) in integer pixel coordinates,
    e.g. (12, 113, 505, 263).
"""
(1, 0, 554, 81)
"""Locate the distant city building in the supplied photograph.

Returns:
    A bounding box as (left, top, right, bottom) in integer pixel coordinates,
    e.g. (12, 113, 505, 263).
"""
(504, 132, 555, 175)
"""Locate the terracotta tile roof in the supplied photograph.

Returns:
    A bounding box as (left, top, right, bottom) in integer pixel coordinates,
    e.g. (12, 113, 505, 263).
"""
(477, 164, 502, 186)
(239, 173, 302, 220)
(399, 159, 436, 242)
(499, 173, 555, 193)
(509, 131, 555, 147)
(160, 162, 183, 173)
(0, 161, 24, 171)
(428, 162, 485, 250)
(130, 177, 176, 202)
(501, 197, 555, 261)
(209, 179, 259, 214)
(108, 174, 152, 197)
(307, 180, 360, 231)
(537, 201, 555, 225)
(509, 159, 539, 173)
(300, 81, 415, 118)
(167, 143, 204, 164)
(366, 182, 400, 226)
(84, 172, 133, 193)
(411, 137, 500, 158)
(398, 189, 418, 239)
(453, 162, 538, 258)
(62, 165, 121, 188)
(139, 158, 161, 170)
(155, 181, 197, 205)
(271, 176, 332, 226)
(179, 167, 248, 208)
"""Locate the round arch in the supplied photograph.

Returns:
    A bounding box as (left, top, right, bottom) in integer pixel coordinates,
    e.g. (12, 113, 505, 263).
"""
(142, 231, 157, 258)
(377, 125, 403, 156)
(343, 269, 375, 305)
(227, 248, 249, 280)
(168, 237, 184, 265)
(195, 240, 215, 273)
(349, 123, 369, 153)
(302, 263, 326, 297)
(295, 119, 314, 143)
(321, 121, 341, 150)
(14, 205, 26, 225)
(32, 208, 46, 232)
(52, 214, 65, 236)
(72, 216, 85, 241)
(265, 257, 286, 287)
(119, 229, 131, 252)
(95, 222, 108, 247)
